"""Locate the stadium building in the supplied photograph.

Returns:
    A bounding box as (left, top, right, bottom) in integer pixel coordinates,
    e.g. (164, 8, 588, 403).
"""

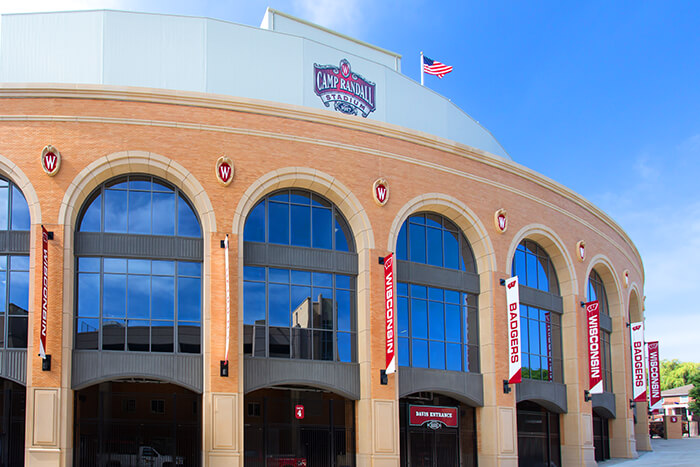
(0, 8, 648, 467)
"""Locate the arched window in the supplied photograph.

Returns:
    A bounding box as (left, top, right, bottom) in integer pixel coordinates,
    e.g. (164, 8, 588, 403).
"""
(512, 240, 559, 294)
(511, 240, 563, 383)
(588, 270, 609, 316)
(243, 189, 356, 362)
(0, 177, 30, 350)
(74, 175, 202, 354)
(588, 269, 612, 391)
(395, 212, 479, 372)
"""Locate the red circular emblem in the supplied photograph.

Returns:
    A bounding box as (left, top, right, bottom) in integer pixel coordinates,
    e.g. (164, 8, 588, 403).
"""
(497, 214, 506, 231)
(375, 183, 387, 203)
(218, 162, 232, 183)
(494, 209, 507, 233)
(41, 145, 61, 176)
(340, 60, 350, 78)
(373, 178, 389, 206)
(576, 240, 586, 262)
(216, 156, 234, 186)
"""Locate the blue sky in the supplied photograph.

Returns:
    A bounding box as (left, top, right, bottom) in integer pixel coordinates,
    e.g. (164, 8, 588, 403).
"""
(2, 1, 698, 362)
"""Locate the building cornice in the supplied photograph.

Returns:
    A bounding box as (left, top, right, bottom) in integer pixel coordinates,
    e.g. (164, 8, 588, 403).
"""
(0, 83, 644, 279)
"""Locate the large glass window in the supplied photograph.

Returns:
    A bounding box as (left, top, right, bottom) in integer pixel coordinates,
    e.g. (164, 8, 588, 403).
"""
(243, 190, 356, 362)
(587, 270, 609, 316)
(78, 175, 200, 237)
(512, 240, 563, 383)
(0, 178, 30, 349)
(520, 305, 563, 382)
(396, 212, 475, 272)
(588, 269, 612, 391)
(244, 189, 352, 251)
(396, 212, 479, 373)
(75, 175, 202, 354)
(512, 240, 559, 294)
(397, 283, 477, 371)
(76, 258, 201, 353)
(243, 266, 355, 361)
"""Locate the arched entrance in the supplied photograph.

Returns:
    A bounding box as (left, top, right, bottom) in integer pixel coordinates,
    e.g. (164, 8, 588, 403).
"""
(244, 387, 356, 467)
(0, 379, 24, 466)
(73, 380, 201, 466)
(516, 401, 561, 467)
(399, 393, 477, 467)
(593, 409, 611, 462)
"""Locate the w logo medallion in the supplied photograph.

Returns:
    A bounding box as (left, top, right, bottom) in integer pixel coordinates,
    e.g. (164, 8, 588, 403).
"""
(41, 145, 61, 176)
(216, 155, 234, 186)
(373, 178, 389, 206)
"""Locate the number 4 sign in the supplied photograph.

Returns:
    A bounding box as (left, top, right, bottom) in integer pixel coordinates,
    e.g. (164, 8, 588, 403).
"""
(295, 405, 304, 420)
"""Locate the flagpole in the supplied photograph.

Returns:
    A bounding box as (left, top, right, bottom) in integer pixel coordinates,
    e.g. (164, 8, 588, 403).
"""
(420, 51, 424, 86)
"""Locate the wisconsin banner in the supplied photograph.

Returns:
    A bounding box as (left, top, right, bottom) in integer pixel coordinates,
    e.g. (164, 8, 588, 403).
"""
(39, 226, 49, 359)
(648, 341, 661, 408)
(630, 322, 647, 402)
(505, 276, 521, 384)
(384, 253, 396, 374)
(586, 301, 603, 394)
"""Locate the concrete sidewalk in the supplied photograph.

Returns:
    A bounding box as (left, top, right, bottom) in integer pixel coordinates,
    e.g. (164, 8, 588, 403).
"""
(600, 438, 700, 466)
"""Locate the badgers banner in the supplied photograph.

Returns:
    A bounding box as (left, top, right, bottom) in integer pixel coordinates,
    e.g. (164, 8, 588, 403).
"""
(505, 276, 521, 384)
(384, 253, 396, 374)
(586, 301, 603, 394)
(630, 322, 647, 402)
(648, 341, 661, 408)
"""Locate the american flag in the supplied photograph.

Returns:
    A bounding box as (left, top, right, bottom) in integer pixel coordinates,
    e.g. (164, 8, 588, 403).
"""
(423, 56, 453, 79)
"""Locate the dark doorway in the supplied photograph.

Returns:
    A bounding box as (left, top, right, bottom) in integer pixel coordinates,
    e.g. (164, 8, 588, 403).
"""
(593, 411, 610, 462)
(0, 379, 25, 467)
(399, 394, 477, 467)
(245, 387, 355, 467)
(516, 401, 561, 467)
(74, 381, 201, 467)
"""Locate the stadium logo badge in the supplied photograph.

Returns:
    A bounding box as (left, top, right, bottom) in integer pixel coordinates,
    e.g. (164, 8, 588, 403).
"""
(314, 59, 376, 118)
(41, 145, 61, 176)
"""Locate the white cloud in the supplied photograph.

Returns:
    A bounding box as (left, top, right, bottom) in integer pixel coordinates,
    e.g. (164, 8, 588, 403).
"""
(593, 139, 700, 362)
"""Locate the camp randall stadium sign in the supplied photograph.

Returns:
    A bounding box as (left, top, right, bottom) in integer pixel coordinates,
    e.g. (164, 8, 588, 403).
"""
(314, 59, 376, 118)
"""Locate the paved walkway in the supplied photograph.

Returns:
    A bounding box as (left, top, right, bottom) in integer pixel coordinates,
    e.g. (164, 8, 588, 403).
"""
(600, 437, 700, 466)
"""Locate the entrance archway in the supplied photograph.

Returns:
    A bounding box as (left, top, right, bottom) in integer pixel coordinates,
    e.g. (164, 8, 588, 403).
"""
(0, 379, 24, 466)
(73, 381, 201, 466)
(516, 401, 561, 466)
(593, 409, 611, 462)
(399, 393, 477, 467)
(244, 387, 356, 467)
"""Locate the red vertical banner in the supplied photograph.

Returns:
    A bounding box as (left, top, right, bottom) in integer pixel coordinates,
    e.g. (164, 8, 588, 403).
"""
(384, 253, 396, 374)
(648, 341, 661, 408)
(224, 234, 230, 363)
(545, 312, 552, 381)
(40, 226, 49, 359)
(586, 301, 603, 394)
(630, 322, 647, 402)
(505, 276, 521, 384)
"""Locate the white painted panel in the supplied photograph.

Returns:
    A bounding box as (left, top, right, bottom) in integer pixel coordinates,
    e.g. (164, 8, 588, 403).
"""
(0, 11, 103, 84)
(384, 70, 448, 139)
(102, 11, 206, 92)
(206, 19, 303, 105)
(270, 12, 399, 70)
(0, 10, 509, 159)
(446, 101, 508, 158)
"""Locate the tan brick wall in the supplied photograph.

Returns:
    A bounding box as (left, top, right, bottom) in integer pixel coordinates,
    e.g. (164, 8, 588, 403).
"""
(0, 87, 644, 465)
